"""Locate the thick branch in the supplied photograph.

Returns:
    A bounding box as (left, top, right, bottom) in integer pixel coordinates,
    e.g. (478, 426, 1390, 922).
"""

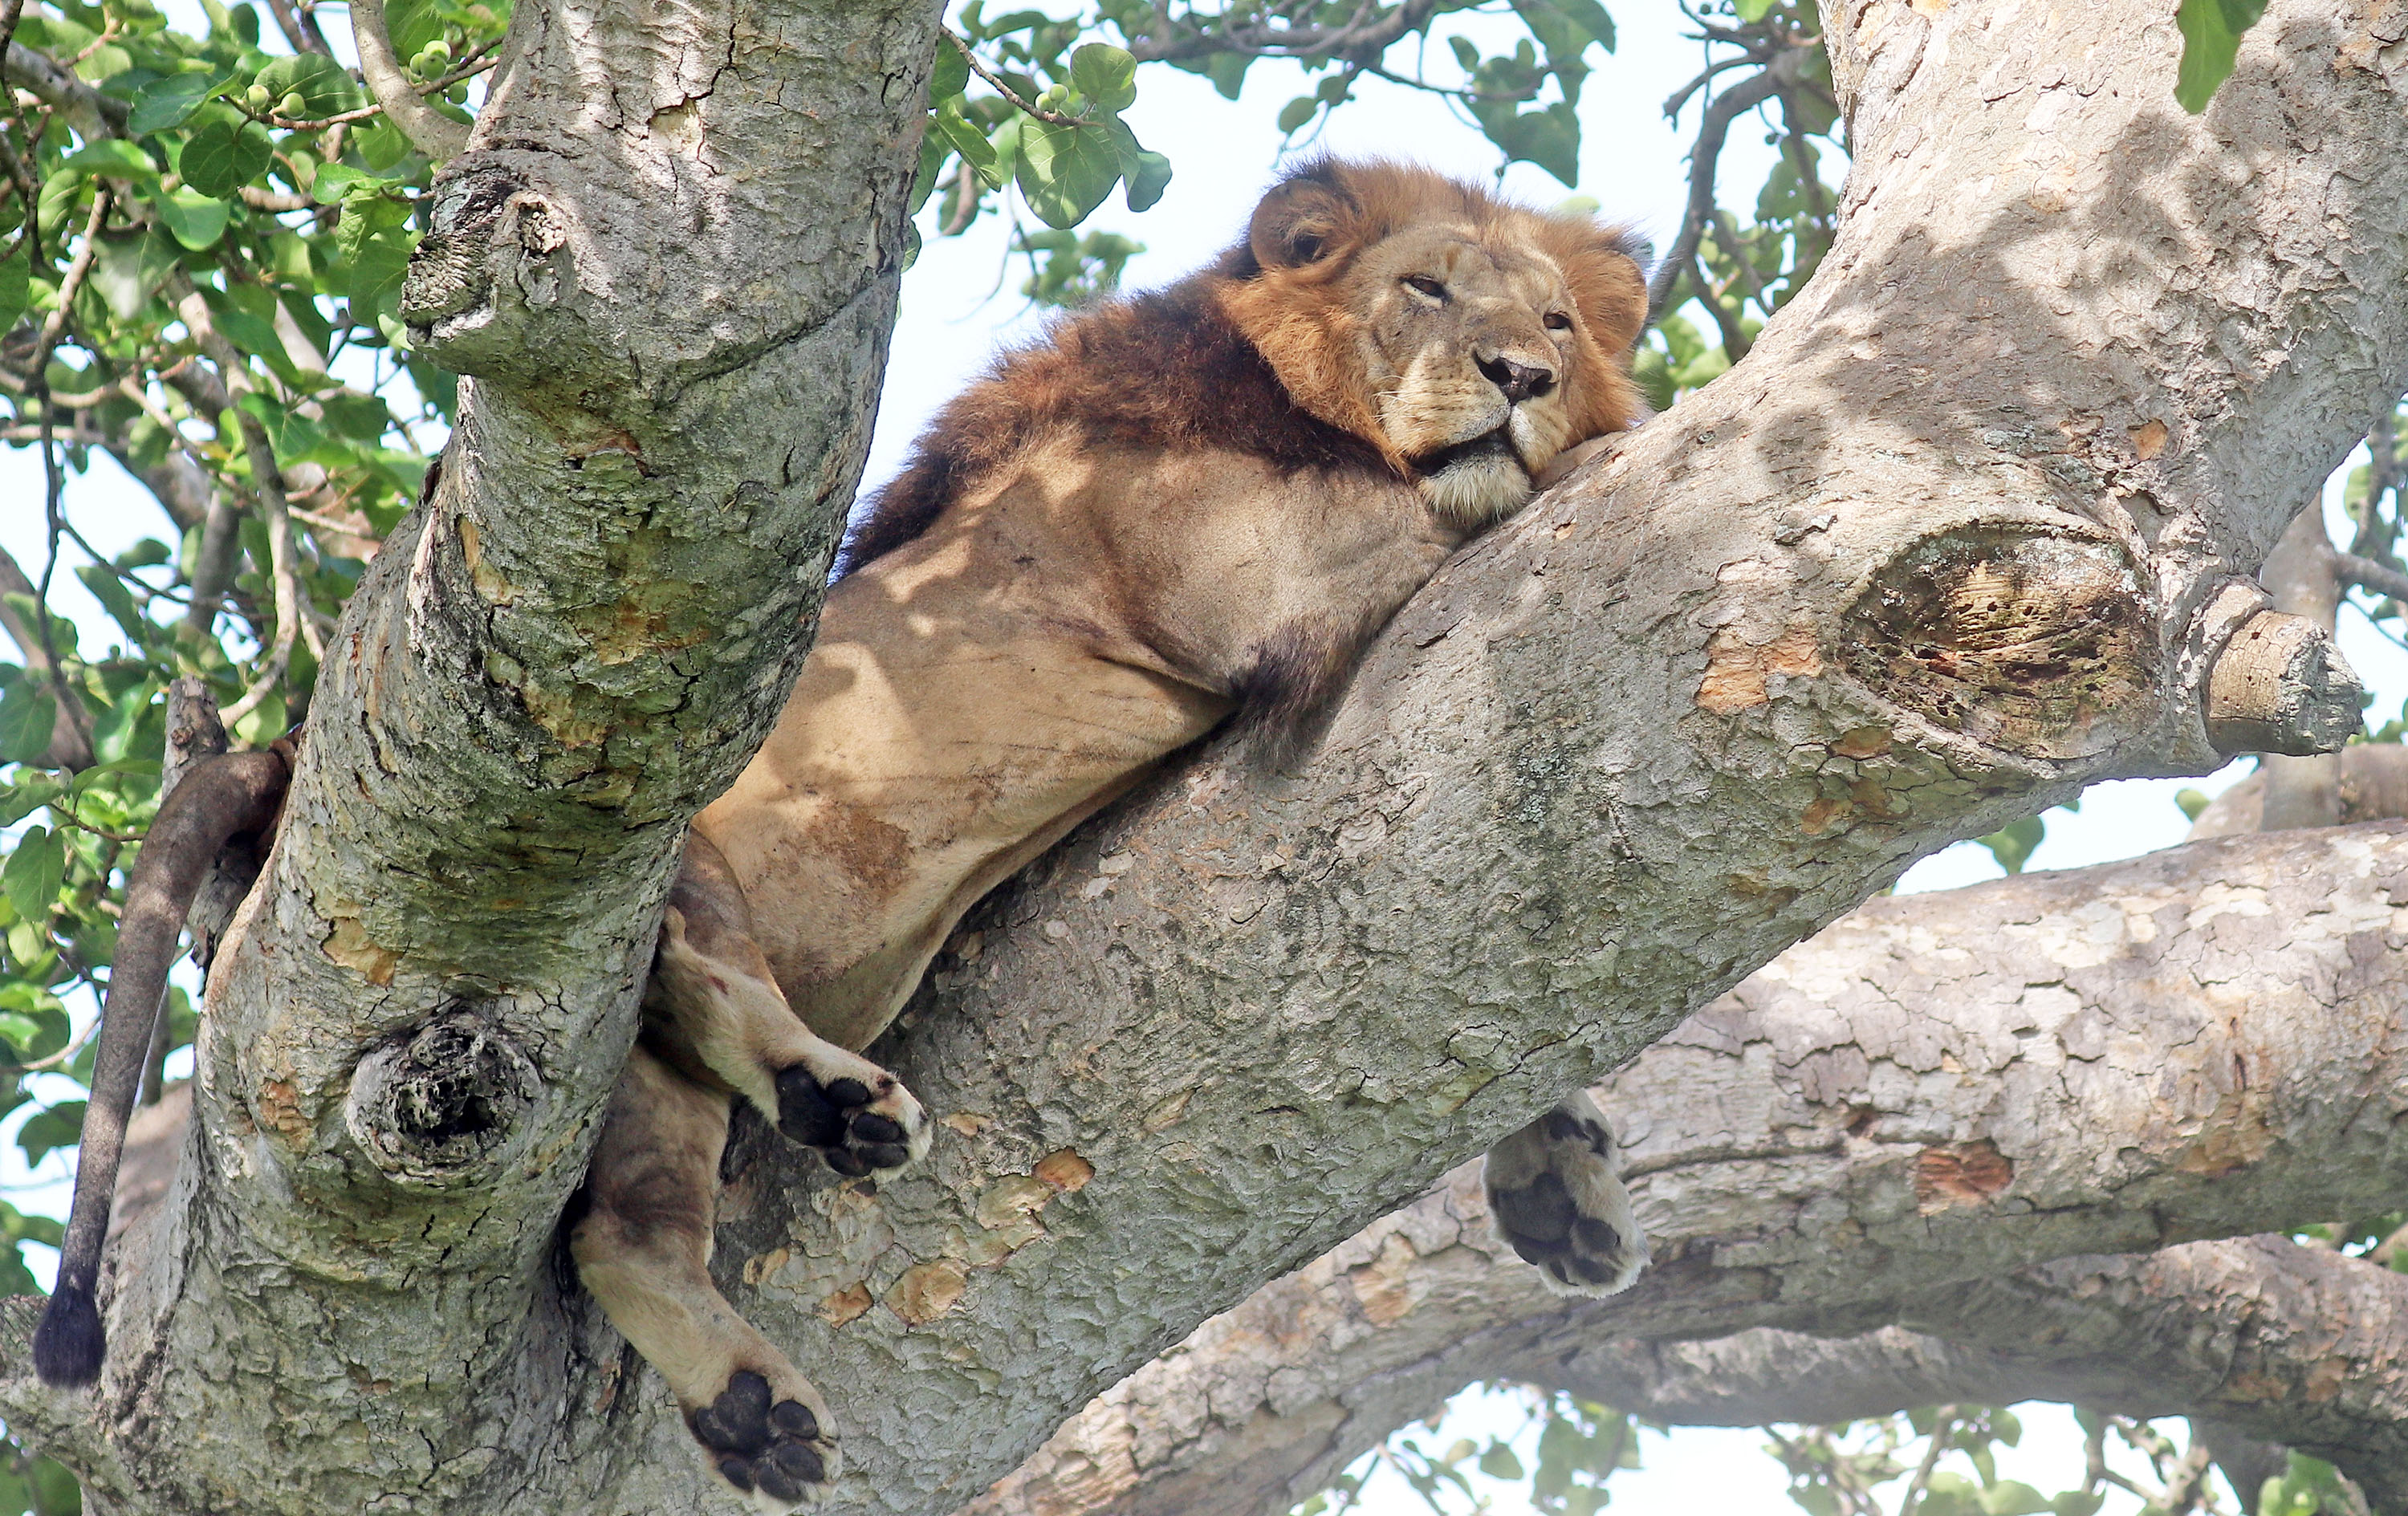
(967, 824, 2408, 1516)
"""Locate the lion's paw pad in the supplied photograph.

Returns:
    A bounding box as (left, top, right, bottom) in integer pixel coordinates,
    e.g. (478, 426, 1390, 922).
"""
(1485, 1100, 1649, 1298)
(775, 1064, 928, 1177)
(689, 1371, 836, 1509)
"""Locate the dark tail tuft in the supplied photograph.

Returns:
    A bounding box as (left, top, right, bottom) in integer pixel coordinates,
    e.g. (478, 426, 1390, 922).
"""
(33, 1280, 104, 1388)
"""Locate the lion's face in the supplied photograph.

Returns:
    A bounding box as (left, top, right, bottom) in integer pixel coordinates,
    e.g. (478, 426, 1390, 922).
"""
(1220, 161, 1649, 528)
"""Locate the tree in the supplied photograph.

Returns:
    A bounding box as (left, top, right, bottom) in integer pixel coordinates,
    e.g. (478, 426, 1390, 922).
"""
(0, 0, 2405, 1512)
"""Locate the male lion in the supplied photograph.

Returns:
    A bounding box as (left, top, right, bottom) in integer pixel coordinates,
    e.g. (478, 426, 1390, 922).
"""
(32, 157, 1653, 1513)
(572, 158, 1656, 1506)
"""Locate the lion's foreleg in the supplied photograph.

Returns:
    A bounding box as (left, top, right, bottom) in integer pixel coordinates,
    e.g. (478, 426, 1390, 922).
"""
(1481, 1091, 1648, 1295)
(648, 835, 929, 1177)
(573, 1045, 838, 1510)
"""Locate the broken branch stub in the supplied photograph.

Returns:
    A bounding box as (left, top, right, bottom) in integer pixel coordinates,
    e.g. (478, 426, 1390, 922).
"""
(2204, 609, 2364, 756)
(345, 1008, 545, 1188)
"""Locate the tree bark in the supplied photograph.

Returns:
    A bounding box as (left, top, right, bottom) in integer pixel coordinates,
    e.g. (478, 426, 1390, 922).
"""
(5, 1, 2407, 1512)
(967, 823, 2408, 1516)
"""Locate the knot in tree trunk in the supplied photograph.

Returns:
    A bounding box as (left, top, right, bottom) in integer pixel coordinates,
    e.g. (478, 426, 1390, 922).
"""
(347, 1008, 544, 1187)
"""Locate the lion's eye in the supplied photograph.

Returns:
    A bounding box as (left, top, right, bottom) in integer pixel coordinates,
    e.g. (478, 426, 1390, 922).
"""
(1403, 274, 1447, 301)
(1544, 311, 1573, 331)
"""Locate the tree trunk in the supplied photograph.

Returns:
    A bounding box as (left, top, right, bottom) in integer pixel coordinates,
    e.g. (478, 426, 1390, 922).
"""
(3, 1, 2406, 1512)
(0, 0, 940, 1504)
(969, 823, 2408, 1516)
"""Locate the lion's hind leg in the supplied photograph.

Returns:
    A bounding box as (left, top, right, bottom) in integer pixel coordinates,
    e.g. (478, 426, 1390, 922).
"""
(653, 835, 929, 1177)
(574, 1045, 839, 1510)
(1483, 1091, 1648, 1296)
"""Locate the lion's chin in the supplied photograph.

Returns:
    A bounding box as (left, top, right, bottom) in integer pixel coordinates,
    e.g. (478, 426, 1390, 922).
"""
(1415, 432, 1533, 527)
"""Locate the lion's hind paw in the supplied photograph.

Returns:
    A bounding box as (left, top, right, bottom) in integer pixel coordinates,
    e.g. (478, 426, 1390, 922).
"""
(1483, 1096, 1649, 1298)
(689, 1369, 837, 1510)
(775, 1058, 929, 1178)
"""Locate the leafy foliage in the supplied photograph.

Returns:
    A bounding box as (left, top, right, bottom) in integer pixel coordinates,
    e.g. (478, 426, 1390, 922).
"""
(2173, 0, 2269, 113)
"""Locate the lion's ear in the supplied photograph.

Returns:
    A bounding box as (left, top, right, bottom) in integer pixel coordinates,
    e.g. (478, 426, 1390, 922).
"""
(1556, 228, 1649, 355)
(1248, 172, 1361, 270)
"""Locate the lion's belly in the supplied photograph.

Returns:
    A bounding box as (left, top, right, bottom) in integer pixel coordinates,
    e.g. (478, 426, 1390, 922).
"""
(694, 579, 1227, 1051)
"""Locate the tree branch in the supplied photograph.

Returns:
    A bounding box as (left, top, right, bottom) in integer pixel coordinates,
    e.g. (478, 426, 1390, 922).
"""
(967, 824, 2408, 1516)
(1646, 64, 1782, 322)
(346, 0, 467, 158)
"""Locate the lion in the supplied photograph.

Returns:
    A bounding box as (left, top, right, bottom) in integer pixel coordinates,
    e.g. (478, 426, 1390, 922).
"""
(573, 158, 1656, 1506)
(34, 158, 1653, 1512)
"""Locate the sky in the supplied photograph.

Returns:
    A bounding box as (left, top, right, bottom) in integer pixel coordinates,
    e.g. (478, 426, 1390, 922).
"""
(2, 2, 2396, 1509)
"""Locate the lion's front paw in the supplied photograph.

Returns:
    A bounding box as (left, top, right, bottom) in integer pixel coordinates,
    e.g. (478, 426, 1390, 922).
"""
(774, 1057, 929, 1178)
(1483, 1095, 1649, 1297)
(689, 1368, 838, 1510)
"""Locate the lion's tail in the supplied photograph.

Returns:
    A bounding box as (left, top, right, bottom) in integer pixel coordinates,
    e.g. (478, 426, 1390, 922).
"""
(34, 746, 290, 1388)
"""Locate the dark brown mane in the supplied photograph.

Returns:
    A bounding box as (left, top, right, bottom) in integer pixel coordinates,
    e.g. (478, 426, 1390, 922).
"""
(835, 275, 1393, 575)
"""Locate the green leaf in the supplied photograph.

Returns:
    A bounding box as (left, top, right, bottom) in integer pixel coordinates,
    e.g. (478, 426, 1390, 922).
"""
(1978, 1481, 2053, 1516)
(320, 392, 395, 442)
(1202, 51, 1249, 101)
(128, 69, 225, 134)
(1015, 119, 1122, 230)
(0, 775, 63, 827)
(17, 1101, 86, 1166)
(2, 829, 64, 921)
(1068, 43, 1137, 113)
(0, 681, 56, 765)
(200, 286, 295, 380)
(929, 38, 970, 102)
(1976, 813, 2045, 875)
(341, 215, 418, 329)
(87, 684, 159, 765)
(180, 117, 275, 198)
(2174, 0, 2268, 112)
(1122, 146, 1171, 212)
(1479, 100, 1582, 186)
(74, 566, 149, 648)
(1275, 96, 1316, 134)
(0, 242, 26, 335)
(934, 99, 1003, 189)
(1476, 1443, 1524, 1480)
(57, 139, 161, 186)
(254, 52, 360, 116)
(90, 230, 179, 320)
(150, 185, 233, 250)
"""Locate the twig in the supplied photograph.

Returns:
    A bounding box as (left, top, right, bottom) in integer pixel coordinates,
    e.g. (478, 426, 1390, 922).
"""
(214, 414, 299, 729)
(263, 0, 334, 56)
(228, 41, 498, 137)
(28, 184, 111, 380)
(2338, 550, 2408, 605)
(1647, 63, 1784, 323)
(1895, 1408, 1957, 1516)
(942, 29, 1082, 125)
(1710, 208, 1769, 308)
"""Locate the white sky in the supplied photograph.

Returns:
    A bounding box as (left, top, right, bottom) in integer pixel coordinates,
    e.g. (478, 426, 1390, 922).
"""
(1, 4, 2394, 1508)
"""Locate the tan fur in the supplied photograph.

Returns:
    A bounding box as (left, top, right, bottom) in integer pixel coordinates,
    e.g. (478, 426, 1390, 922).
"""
(575, 160, 1649, 1510)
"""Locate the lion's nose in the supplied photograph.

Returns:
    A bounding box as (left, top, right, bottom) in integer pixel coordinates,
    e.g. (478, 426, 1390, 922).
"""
(1477, 353, 1556, 403)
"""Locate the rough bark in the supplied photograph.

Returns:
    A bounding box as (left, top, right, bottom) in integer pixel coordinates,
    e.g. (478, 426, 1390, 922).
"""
(6, 1, 2406, 1513)
(2257, 508, 2346, 826)
(969, 824, 2408, 1516)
